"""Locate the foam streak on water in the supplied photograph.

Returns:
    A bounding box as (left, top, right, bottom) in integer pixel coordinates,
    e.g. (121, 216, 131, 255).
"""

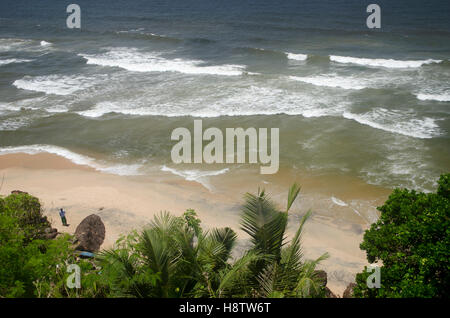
(330, 55, 442, 68)
(80, 48, 245, 76)
(161, 165, 230, 190)
(343, 109, 441, 139)
(0, 145, 143, 176)
(0, 0, 449, 193)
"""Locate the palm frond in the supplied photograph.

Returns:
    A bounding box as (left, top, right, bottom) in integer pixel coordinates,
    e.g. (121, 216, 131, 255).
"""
(97, 248, 152, 297)
(294, 252, 330, 297)
(282, 210, 312, 272)
(211, 227, 237, 255)
(208, 227, 237, 266)
(286, 183, 301, 212)
(240, 191, 287, 259)
(216, 251, 262, 297)
(256, 263, 278, 297)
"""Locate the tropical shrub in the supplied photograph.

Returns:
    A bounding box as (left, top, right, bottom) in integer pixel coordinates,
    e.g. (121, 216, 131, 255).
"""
(96, 184, 329, 298)
(354, 174, 450, 298)
(0, 194, 74, 297)
(0, 185, 330, 298)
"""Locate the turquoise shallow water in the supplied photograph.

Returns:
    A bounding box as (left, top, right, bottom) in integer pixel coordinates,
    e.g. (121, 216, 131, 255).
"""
(0, 0, 449, 191)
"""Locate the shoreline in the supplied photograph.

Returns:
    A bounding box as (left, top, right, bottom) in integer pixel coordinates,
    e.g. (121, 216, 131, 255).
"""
(0, 152, 391, 296)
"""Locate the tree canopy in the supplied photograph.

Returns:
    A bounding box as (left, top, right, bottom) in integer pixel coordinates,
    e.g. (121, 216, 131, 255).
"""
(354, 174, 450, 298)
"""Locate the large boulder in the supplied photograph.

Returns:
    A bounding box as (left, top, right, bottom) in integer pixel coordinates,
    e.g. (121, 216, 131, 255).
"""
(314, 270, 338, 298)
(325, 287, 338, 298)
(74, 214, 105, 252)
(343, 282, 357, 298)
(314, 270, 327, 287)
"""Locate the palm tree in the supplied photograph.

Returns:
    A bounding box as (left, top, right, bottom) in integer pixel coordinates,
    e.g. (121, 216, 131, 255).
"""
(95, 184, 329, 298)
(97, 211, 238, 297)
(239, 183, 329, 297)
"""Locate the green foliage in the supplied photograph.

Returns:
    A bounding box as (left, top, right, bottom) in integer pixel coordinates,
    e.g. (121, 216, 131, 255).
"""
(96, 230, 160, 297)
(183, 209, 202, 237)
(0, 185, 329, 298)
(354, 174, 450, 298)
(240, 184, 328, 297)
(0, 193, 110, 298)
(0, 193, 50, 241)
(0, 194, 74, 297)
(94, 184, 328, 298)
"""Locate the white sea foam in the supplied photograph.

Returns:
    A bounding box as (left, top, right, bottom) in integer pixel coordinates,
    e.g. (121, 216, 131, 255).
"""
(0, 58, 32, 66)
(415, 93, 450, 102)
(76, 101, 159, 118)
(0, 38, 33, 52)
(0, 144, 143, 176)
(360, 137, 437, 192)
(161, 165, 229, 190)
(0, 97, 48, 113)
(13, 74, 105, 95)
(330, 55, 441, 68)
(286, 52, 308, 61)
(77, 85, 347, 119)
(0, 38, 54, 53)
(0, 117, 31, 130)
(343, 108, 441, 139)
(79, 48, 245, 76)
(117, 28, 145, 33)
(206, 85, 347, 118)
(331, 196, 348, 207)
(290, 75, 368, 90)
(40, 40, 52, 47)
(45, 105, 69, 113)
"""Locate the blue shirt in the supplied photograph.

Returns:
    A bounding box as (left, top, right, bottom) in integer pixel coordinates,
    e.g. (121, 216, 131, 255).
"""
(59, 209, 65, 217)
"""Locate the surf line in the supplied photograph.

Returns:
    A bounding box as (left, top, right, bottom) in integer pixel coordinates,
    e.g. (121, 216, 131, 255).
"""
(170, 120, 279, 174)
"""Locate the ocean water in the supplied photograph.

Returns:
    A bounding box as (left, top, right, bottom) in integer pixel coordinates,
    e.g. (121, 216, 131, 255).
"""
(0, 0, 449, 192)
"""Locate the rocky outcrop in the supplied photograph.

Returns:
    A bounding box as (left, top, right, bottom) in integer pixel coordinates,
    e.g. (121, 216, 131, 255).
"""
(11, 190, 29, 195)
(314, 270, 327, 286)
(74, 214, 105, 252)
(3, 192, 54, 240)
(314, 270, 338, 298)
(325, 287, 337, 298)
(343, 282, 357, 298)
(42, 227, 58, 239)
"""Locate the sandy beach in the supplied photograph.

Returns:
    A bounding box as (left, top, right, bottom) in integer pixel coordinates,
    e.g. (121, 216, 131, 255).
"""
(0, 152, 391, 296)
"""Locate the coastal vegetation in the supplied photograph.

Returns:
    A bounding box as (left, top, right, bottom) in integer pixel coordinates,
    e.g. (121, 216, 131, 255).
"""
(0, 174, 448, 298)
(0, 193, 74, 297)
(354, 174, 450, 298)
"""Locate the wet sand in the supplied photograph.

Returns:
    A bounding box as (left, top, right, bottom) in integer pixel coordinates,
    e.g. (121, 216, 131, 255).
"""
(0, 152, 391, 296)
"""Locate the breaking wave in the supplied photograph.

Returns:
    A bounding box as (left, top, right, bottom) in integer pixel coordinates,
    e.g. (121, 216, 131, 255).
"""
(80, 47, 245, 76)
(0, 144, 143, 176)
(330, 55, 442, 68)
(343, 108, 442, 139)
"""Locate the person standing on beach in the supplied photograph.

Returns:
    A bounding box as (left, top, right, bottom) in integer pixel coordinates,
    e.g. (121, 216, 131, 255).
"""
(59, 208, 68, 226)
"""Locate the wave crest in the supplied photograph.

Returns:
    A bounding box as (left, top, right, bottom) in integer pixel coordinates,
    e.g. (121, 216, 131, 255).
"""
(415, 93, 450, 102)
(343, 108, 441, 139)
(80, 48, 245, 76)
(330, 55, 441, 68)
(0, 144, 143, 176)
(286, 52, 308, 61)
